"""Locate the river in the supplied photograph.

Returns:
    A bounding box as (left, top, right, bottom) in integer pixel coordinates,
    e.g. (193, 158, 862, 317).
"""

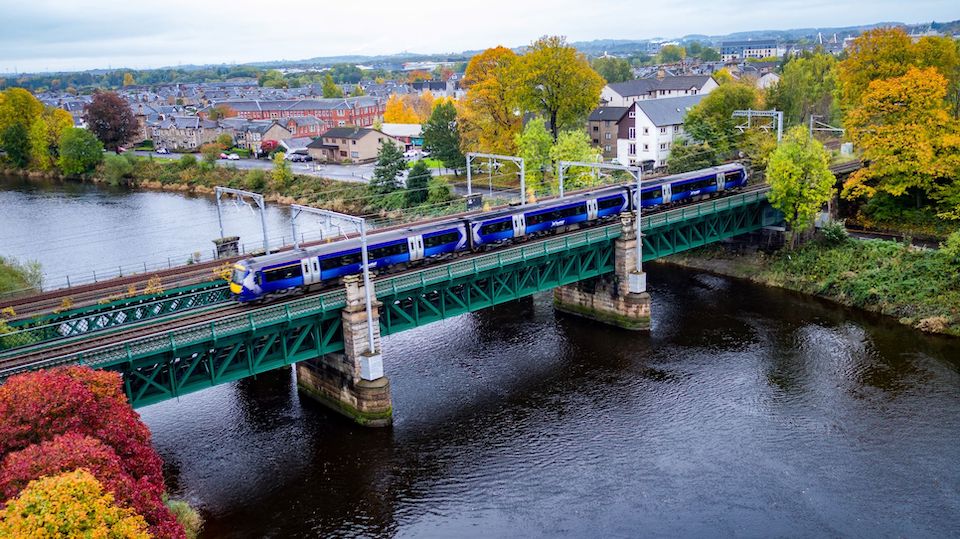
(3, 177, 959, 537)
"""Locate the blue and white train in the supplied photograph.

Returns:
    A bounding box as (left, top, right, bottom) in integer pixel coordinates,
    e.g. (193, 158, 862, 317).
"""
(229, 163, 747, 302)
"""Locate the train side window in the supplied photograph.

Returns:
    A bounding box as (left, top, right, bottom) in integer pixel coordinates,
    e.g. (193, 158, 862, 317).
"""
(480, 220, 511, 235)
(424, 231, 460, 248)
(598, 196, 624, 209)
(640, 188, 662, 201)
(370, 242, 408, 259)
(263, 264, 303, 283)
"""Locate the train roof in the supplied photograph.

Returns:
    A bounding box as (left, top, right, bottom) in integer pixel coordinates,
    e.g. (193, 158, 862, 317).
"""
(245, 219, 466, 270)
(468, 186, 629, 223)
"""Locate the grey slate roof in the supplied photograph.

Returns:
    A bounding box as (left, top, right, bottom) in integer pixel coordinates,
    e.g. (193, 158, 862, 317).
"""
(607, 75, 715, 98)
(634, 95, 705, 126)
(320, 127, 374, 140)
(588, 106, 629, 122)
(606, 79, 658, 98)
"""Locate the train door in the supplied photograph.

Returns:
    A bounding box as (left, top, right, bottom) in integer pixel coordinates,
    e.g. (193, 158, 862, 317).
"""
(511, 213, 526, 238)
(586, 199, 599, 220)
(300, 257, 321, 286)
(407, 235, 424, 261)
(662, 184, 672, 204)
(716, 172, 725, 191)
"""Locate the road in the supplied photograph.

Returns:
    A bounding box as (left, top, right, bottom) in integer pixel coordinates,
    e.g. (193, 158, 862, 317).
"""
(134, 151, 446, 183)
(134, 151, 375, 183)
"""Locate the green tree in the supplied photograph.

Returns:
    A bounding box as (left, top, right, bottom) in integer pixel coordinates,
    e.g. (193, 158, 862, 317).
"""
(514, 36, 605, 141)
(549, 129, 600, 191)
(592, 57, 633, 84)
(767, 126, 836, 247)
(270, 152, 293, 191)
(684, 82, 759, 155)
(58, 127, 103, 176)
(322, 74, 343, 98)
(352, 84, 366, 97)
(514, 117, 553, 194)
(102, 153, 134, 185)
(699, 47, 721, 62)
(422, 101, 465, 172)
(0, 469, 150, 539)
(666, 142, 721, 174)
(406, 160, 430, 206)
(216, 132, 233, 149)
(1, 123, 30, 167)
(657, 44, 686, 63)
(370, 140, 405, 195)
(200, 143, 220, 165)
(766, 52, 838, 126)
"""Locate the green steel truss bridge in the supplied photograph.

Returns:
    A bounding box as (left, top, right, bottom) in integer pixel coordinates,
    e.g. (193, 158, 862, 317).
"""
(0, 187, 781, 408)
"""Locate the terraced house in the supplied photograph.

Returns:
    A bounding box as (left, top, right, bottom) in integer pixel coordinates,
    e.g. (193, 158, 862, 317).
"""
(199, 96, 385, 129)
(151, 116, 224, 151)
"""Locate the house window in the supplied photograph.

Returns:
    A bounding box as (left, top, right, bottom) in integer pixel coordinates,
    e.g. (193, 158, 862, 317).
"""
(660, 142, 668, 150)
(593, 139, 599, 144)
(628, 127, 636, 140)
(604, 145, 611, 152)
(593, 125, 599, 132)
(628, 111, 635, 118)
(643, 144, 649, 151)
(676, 126, 683, 134)
(352, 140, 356, 145)
(660, 127, 667, 134)
(604, 132, 611, 140)
(643, 127, 649, 135)
(628, 143, 636, 155)
(351, 151, 359, 158)
(338, 121, 346, 126)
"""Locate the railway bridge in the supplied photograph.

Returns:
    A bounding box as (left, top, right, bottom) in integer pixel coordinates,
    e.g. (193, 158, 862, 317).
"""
(0, 187, 781, 425)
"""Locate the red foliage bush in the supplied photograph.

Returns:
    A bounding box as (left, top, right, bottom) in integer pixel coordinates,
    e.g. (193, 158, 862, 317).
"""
(0, 432, 184, 538)
(0, 367, 163, 492)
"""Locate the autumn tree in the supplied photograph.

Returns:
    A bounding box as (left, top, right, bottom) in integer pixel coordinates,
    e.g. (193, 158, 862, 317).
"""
(383, 94, 418, 123)
(413, 90, 436, 123)
(837, 28, 960, 117)
(0, 470, 151, 539)
(370, 140, 406, 195)
(270, 152, 293, 190)
(58, 127, 103, 176)
(766, 52, 838, 126)
(767, 126, 836, 247)
(0, 367, 164, 492)
(123, 72, 136, 87)
(515, 117, 553, 194)
(843, 67, 960, 209)
(352, 84, 366, 97)
(207, 105, 230, 120)
(0, 433, 184, 538)
(322, 74, 343, 98)
(422, 101, 464, 173)
(684, 82, 759, 155)
(514, 36, 605, 141)
(85, 90, 139, 152)
(592, 57, 633, 84)
(406, 160, 430, 206)
(459, 46, 522, 154)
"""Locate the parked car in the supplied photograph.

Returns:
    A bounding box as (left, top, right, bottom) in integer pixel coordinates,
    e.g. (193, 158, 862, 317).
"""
(227, 153, 240, 160)
(403, 149, 421, 159)
(155, 147, 169, 154)
(286, 153, 306, 162)
(219, 153, 228, 159)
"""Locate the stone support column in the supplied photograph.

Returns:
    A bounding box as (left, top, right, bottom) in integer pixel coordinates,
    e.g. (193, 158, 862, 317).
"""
(553, 214, 651, 330)
(296, 275, 392, 426)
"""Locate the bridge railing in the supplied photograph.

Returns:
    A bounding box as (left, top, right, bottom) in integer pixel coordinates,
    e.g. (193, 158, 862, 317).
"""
(0, 283, 232, 354)
(642, 187, 771, 230)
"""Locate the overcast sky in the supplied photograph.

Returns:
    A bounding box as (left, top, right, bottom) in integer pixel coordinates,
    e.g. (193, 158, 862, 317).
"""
(1, 0, 957, 73)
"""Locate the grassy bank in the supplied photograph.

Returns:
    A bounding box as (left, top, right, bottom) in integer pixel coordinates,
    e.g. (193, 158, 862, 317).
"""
(0, 256, 42, 298)
(665, 235, 960, 337)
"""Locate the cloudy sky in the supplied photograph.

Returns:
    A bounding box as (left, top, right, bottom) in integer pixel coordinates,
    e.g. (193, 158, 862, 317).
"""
(1, 0, 956, 73)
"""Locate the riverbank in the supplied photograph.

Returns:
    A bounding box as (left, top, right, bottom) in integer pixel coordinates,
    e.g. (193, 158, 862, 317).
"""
(0, 155, 458, 220)
(663, 236, 960, 337)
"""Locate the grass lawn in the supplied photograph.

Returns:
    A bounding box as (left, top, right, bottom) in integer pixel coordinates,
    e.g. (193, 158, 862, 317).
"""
(408, 158, 444, 169)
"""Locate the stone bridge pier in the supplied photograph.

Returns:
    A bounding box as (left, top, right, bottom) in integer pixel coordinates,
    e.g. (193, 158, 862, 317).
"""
(296, 275, 393, 427)
(553, 214, 651, 330)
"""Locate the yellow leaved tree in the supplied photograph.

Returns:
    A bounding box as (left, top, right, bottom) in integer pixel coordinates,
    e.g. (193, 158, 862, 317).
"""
(0, 469, 151, 539)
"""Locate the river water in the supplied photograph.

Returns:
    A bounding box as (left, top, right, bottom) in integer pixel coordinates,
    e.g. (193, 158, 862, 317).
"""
(3, 178, 959, 537)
